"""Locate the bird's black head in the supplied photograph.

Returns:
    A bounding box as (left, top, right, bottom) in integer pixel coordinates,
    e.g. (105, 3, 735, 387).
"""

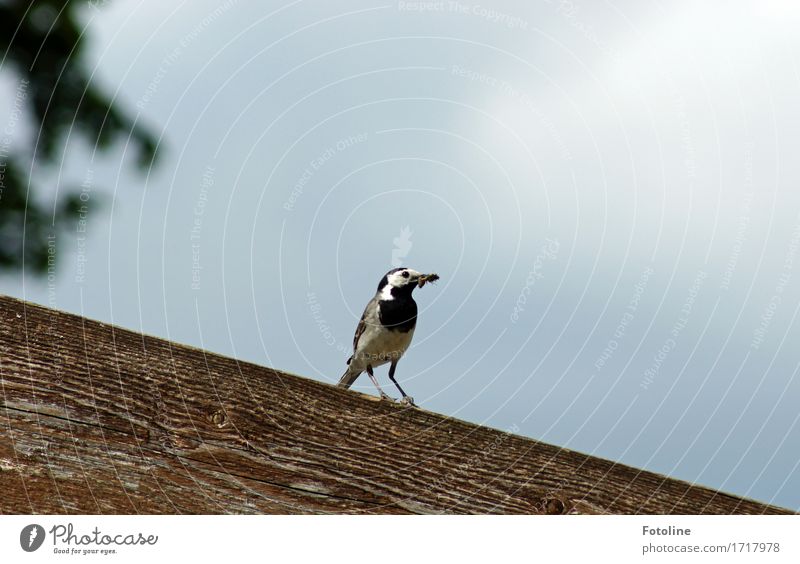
(377, 267, 440, 299)
(377, 267, 421, 298)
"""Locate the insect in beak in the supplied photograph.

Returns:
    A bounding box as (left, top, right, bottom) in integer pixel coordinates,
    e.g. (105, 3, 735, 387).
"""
(417, 273, 440, 288)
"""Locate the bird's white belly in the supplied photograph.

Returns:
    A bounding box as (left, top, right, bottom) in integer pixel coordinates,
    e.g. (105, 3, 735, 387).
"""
(354, 327, 415, 368)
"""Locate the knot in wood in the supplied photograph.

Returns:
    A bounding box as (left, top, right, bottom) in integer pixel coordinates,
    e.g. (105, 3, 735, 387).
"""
(542, 495, 568, 515)
(209, 409, 228, 428)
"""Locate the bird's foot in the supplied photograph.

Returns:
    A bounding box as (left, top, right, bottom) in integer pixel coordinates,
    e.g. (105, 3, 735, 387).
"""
(400, 396, 417, 407)
(380, 392, 395, 402)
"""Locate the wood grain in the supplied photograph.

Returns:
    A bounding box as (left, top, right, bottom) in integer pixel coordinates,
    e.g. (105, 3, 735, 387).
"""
(0, 296, 790, 514)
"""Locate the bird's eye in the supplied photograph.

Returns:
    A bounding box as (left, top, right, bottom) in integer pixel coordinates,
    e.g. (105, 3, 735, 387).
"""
(401, 271, 409, 278)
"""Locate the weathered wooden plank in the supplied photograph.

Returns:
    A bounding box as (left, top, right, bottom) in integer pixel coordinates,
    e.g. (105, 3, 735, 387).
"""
(0, 295, 791, 514)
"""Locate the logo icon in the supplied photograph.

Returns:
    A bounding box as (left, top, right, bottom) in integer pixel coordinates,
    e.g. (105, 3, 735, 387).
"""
(20, 524, 45, 552)
(391, 226, 413, 267)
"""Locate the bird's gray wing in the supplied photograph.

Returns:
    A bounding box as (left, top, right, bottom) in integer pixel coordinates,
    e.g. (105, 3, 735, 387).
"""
(338, 296, 379, 388)
(352, 296, 378, 354)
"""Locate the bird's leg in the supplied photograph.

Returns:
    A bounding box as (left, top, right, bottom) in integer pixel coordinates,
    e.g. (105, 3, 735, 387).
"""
(366, 364, 393, 401)
(389, 360, 416, 407)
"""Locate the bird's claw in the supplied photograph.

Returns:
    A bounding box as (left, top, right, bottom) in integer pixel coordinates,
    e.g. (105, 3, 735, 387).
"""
(400, 396, 417, 407)
(380, 392, 395, 402)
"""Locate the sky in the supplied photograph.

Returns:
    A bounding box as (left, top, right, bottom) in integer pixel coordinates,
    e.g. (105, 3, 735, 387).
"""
(2, 0, 800, 510)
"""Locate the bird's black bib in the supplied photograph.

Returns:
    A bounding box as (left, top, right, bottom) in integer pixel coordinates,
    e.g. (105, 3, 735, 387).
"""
(378, 295, 417, 332)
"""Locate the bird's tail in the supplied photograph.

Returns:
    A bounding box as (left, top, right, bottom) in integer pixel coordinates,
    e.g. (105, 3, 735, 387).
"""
(337, 358, 362, 389)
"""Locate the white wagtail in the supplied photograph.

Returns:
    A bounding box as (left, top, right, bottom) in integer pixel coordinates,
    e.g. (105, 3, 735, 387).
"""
(338, 267, 439, 406)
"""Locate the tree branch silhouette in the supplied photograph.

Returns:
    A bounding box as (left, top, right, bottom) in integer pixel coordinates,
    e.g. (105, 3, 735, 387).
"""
(0, 0, 157, 273)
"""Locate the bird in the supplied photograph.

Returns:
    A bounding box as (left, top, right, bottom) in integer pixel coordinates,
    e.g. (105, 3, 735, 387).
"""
(338, 267, 439, 406)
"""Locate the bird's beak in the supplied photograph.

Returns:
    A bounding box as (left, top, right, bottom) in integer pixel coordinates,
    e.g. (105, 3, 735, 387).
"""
(417, 273, 440, 288)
